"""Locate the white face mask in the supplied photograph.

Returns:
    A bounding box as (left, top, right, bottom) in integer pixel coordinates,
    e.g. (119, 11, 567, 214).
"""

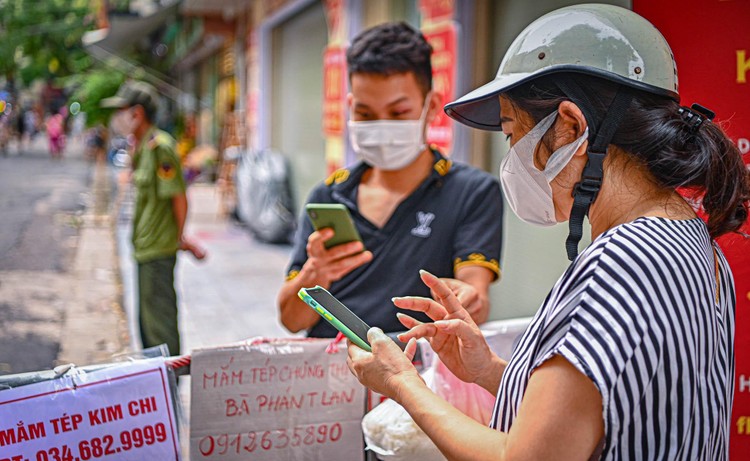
(499, 111, 588, 227)
(347, 92, 431, 171)
(111, 108, 137, 137)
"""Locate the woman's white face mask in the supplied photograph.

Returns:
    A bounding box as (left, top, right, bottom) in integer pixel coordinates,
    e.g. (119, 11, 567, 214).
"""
(499, 111, 588, 227)
(347, 92, 431, 171)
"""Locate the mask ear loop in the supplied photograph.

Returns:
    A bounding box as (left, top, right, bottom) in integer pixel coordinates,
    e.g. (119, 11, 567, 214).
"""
(418, 91, 433, 150)
(541, 126, 589, 183)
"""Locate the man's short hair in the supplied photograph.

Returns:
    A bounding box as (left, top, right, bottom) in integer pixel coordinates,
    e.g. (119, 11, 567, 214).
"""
(346, 22, 433, 94)
(101, 81, 159, 122)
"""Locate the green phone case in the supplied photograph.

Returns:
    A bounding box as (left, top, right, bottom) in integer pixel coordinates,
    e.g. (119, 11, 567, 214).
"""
(305, 203, 363, 249)
(298, 286, 372, 352)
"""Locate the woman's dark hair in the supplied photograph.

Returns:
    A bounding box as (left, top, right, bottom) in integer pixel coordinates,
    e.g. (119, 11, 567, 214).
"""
(505, 73, 750, 239)
(346, 21, 433, 94)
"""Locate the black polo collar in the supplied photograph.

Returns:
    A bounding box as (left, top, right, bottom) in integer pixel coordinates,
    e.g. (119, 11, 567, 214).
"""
(328, 147, 452, 202)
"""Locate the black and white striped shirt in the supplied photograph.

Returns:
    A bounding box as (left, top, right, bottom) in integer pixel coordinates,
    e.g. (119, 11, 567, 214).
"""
(492, 217, 735, 460)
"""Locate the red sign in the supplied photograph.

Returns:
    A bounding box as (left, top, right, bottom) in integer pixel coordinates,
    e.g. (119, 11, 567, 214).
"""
(419, 0, 454, 23)
(423, 22, 457, 153)
(324, 0, 346, 42)
(633, 1, 750, 458)
(322, 46, 347, 137)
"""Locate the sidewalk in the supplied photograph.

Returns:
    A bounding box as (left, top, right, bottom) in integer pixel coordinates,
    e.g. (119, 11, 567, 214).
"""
(115, 178, 298, 355)
(57, 156, 129, 367)
(59, 160, 297, 367)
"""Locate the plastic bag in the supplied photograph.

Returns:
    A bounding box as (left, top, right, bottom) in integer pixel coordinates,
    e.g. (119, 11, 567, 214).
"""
(361, 352, 496, 460)
(430, 356, 496, 425)
(234, 148, 296, 243)
(362, 384, 447, 461)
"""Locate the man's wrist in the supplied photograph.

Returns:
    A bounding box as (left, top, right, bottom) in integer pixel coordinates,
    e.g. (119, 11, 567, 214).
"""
(298, 264, 331, 289)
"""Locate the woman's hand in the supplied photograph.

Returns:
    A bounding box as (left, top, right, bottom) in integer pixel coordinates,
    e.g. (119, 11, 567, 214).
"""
(395, 270, 501, 391)
(347, 327, 422, 401)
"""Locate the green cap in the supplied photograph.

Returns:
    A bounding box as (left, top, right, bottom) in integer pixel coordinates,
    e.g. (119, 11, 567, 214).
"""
(101, 81, 160, 119)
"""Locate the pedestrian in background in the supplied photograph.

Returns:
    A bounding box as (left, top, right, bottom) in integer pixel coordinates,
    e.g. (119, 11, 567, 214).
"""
(85, 124, 107, 164)
(22, 105, 38, 149)
(0, 111, 10, 156)
(277, 22, 504, 338)
(102, 81, 206, 356)
(14, 105, 25, 150)
(45, 109, 65, 159)
(348, 4, 748, 459)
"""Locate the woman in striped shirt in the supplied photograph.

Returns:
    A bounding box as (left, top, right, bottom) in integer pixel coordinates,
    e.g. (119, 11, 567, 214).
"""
(347, 4, 749, 460)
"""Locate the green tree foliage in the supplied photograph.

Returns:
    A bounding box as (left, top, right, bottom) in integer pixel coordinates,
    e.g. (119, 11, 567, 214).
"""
(66, 68, 125, 128)
(0, 0, 95, 85)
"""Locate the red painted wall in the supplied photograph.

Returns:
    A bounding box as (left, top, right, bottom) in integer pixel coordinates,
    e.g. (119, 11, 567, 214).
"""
(633, 1, 750, 457)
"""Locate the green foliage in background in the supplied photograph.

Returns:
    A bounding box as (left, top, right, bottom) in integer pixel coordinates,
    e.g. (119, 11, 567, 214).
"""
(66, 68, 125, 128)
(0, 0, 95, 85)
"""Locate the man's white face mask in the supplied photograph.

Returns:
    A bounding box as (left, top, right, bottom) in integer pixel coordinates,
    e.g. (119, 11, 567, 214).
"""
(347, 92, 431, 171)
(111, 108, 137, 137)
(499, 111, 588, 227)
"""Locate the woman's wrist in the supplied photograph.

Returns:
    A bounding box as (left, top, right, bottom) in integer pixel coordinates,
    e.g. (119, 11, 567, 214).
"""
(474, 355, 505, 395)
(391, 370, 429, 403)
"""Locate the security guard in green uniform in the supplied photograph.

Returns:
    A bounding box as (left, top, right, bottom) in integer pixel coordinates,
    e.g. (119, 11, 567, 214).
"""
(102, 81, 205, 355)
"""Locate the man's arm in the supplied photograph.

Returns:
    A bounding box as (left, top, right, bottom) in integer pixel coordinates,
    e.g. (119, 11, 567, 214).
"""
(442, 266, 495, 325)
(172, 192, 188, 244)
(277, 269, 330, 333)
(444, 173, 503, 325)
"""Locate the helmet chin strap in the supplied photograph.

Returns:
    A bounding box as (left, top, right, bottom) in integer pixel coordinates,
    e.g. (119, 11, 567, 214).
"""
(556, 79, 634, 261)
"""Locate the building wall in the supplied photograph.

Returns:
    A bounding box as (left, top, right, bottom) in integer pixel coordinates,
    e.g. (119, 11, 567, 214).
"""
(197, 55, 217, 147)
(270, 1, 328, 212)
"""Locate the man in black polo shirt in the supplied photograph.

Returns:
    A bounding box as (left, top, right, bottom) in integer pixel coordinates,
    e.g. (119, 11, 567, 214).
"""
(277, 22, 503, 337)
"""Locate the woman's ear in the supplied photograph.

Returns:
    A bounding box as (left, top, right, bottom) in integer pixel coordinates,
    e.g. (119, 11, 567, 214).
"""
(556, 101, 588, 142)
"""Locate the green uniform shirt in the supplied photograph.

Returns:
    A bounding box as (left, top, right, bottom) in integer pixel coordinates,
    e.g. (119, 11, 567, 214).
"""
(132, 127, 186, 263)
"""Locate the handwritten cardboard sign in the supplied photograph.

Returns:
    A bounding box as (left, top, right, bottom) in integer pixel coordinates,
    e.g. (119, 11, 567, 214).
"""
(190, 339, 365, 461)
(0, 358, 180, 461)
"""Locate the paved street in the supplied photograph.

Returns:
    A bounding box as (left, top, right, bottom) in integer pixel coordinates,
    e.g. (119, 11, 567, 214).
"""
(0, 131, 298, 379)
(0, 135, 300, 461)
(0, 136, 103, 374)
